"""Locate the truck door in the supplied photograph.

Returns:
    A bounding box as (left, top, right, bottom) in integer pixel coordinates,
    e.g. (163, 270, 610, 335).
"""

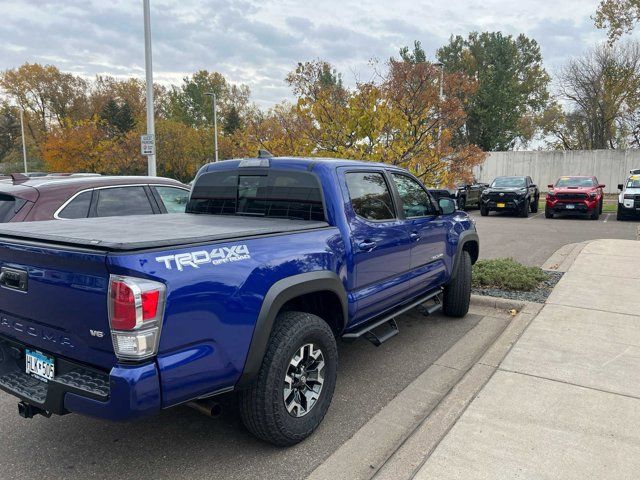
(341, 169, 412, 323)
(389, 172, 448, 295)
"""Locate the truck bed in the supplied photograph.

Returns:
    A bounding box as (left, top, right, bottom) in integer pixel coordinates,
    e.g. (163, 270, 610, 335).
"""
(0, 214, 330, 251)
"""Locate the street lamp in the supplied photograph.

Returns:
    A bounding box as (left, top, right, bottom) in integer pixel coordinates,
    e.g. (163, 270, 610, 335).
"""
(434, 62, 445, 150)
(143, 0, 157, 176)
(204, 92, 219, 162)
(19, 109, 28, 174)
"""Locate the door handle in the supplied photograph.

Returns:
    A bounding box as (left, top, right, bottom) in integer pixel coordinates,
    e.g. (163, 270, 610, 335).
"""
(358, 240, 377, 251)
(410, 232, 421, 242)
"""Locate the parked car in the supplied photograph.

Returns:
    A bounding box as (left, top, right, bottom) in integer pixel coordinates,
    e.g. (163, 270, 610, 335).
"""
(453, 180, 489, 210)
(617, 170, 640, 221)
(545, 176, 605, 220)
(0, 157, 478, 446)
(480, 176, 539, 217)
(0, 174, 189, 223)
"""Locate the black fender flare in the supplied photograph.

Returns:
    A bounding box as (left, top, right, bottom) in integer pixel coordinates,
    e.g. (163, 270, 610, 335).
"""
(235, 271, 348, 388)
(449, 230, 479, 281)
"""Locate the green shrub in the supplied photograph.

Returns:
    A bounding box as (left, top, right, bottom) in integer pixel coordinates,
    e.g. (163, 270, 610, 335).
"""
(472, 258, 547, 291)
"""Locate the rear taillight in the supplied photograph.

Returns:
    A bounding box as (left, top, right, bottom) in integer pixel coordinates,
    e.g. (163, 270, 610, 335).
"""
(108, 275, 166, 361)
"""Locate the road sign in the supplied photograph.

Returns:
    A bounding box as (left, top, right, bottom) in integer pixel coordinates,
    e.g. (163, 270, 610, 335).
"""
(141, 134, 155, 156)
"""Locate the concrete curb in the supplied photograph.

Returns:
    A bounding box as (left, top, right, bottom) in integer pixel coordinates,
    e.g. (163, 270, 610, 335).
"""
(306, 304, 531, 480)
(541, 241, 589, 272)
(470, 294, 527, 312)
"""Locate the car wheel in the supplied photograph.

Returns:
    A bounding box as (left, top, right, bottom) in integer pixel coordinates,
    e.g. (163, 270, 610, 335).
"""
(443, 250, 472, 318)
(238, 311, 338, 446)
(591, 207, 600, 220)
(458, 196, 466, 211)
(520, 199, 530, 218)
(531, 196, 539, 213)
(480, 205, 489, 216)
(617, 204, 625, 221)
(545, 205, 554, 219)
(599, 198, 603, 214)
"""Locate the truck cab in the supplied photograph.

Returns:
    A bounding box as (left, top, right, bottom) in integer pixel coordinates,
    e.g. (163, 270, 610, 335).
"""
(617, 169, 640, 220)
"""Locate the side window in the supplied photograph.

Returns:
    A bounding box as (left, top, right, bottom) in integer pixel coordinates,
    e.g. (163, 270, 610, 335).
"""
(58, 191, 92, 219)
(95, 187, 154, 217)
(155, 186, 189, 213)
(345, 172, 396, 221)
(391, 173, 436, 217)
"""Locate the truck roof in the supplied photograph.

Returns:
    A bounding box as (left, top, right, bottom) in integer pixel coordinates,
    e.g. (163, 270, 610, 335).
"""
(202, 157, 394, 173)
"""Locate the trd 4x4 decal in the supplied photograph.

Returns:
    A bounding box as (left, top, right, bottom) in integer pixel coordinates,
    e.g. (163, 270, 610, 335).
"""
(156, 245, 251, 271)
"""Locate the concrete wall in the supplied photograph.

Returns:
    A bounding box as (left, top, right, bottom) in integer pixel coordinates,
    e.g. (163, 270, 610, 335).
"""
(472, 150, 640, 194)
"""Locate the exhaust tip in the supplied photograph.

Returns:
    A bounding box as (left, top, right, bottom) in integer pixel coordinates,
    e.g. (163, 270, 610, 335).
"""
(187, 399, 223, 418)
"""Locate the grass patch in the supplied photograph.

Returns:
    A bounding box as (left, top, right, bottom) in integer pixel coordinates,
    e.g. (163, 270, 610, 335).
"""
(472, 258, 548, 291)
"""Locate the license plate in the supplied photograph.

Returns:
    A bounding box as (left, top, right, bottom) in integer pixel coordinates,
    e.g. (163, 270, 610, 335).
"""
(25, 349, 55, 382)
(496, 202, 506, 208)
(566, 204, 575, 209)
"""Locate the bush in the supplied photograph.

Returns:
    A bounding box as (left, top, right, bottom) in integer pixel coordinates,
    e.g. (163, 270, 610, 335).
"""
(472, 258, 547, 291)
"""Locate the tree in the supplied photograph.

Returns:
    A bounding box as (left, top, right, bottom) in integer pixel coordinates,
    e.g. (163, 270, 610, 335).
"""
(99, 99, 136, 136)
(398, 40, 427, 64)
(545, 41, 640, 150)
(223, 105, 242, 135)
(0, 102, 21, 160)
(595, 0, 640, 42)
(437, 32, 551, 151)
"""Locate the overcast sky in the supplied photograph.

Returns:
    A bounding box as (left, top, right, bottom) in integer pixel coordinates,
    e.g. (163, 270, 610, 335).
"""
(0, 0, 624, 107)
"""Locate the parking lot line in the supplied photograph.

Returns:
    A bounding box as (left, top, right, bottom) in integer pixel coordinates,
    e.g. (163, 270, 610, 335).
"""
(527, 212, 544, 220)
(603, 213, 611, 223)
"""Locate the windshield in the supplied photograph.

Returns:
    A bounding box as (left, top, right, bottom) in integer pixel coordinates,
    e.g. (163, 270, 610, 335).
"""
(491, 177, 525, 188)
(627, 175, 640, 189)
(0, 194, 27, 223)
(555, 177, 595, 188)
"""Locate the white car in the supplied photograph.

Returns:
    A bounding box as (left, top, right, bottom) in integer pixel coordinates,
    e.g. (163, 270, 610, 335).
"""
(617, 169, 640, 220)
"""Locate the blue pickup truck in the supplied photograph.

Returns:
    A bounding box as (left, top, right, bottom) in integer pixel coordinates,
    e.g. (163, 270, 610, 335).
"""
(0, 157, 478, 446)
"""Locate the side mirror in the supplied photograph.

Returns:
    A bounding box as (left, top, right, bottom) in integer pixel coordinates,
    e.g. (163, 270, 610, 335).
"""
(618, 184, 624, 190)
(547, 184, 554, 189)
(530, 184, 537, 189)
(439, 197, 456, 215)
(599, 184, 606, 189)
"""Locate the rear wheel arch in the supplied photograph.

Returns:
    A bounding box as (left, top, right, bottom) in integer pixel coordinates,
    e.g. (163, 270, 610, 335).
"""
(236, 272, 347, 389)
(449, 231, 479, 282)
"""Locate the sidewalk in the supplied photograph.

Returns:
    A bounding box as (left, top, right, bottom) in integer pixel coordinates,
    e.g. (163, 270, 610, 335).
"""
(412, 239, 640, 479)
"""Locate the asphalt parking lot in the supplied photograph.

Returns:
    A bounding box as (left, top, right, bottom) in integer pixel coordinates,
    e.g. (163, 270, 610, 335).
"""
(469, 208, 640, 266)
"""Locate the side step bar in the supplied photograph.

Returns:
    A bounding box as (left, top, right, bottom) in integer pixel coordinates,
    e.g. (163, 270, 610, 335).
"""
(343, 288, 443, 346)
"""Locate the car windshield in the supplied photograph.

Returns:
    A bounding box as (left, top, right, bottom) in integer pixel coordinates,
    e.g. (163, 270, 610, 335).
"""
(0, 194, 26, 223)
(627, 176, 640, 189)
(491, 177, 525, 188)
(555, 177, 594, 187)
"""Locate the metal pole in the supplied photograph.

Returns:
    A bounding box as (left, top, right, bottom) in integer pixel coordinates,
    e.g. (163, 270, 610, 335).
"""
(143, 0, 156, 176)
(19, 109, 28, 174)
(213, 93, 219, 162)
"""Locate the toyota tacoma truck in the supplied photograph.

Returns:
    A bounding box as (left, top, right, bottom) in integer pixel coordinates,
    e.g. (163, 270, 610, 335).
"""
(0, 157, 478, 446)
(545, 176, 605, 220)
(480, 176, 539, 217)
(617, 170, 640, 221)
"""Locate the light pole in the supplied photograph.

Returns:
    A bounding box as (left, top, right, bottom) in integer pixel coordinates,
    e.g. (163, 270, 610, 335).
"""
(204, 92, 219, 162)
(434, 62, 445, 150)
(143, 0, 157, 176)
(19, 109, 28, 174)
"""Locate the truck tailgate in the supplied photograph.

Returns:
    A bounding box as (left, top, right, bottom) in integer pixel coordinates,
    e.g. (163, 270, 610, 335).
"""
(0, 240, 115, 370)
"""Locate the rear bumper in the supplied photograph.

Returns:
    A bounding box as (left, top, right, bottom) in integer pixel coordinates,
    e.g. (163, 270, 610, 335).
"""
(0, 335, 160, 421)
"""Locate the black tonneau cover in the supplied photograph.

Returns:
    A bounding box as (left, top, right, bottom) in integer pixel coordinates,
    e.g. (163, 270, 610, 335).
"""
(0, 214, 330, 251)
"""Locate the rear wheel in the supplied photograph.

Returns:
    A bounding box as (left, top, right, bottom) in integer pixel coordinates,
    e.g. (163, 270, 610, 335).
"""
(239, 311, 338, 446)
(520, 199, 530, 218)
(545, 205, 554, 219)
(443, 250, 472, 318)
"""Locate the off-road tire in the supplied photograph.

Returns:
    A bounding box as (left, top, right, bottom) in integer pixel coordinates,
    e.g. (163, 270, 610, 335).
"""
(599, 198, 603, 214)
(520, 199, 530, 218)
(591, 207, 600, 220)
(443, 250, 472, 318)
(531, 195, 539, 213)
(238, 311, 338, 446)
(617, 204, 625, 221)
(480, 205, 489, 216)
(545, 205, 554, 219)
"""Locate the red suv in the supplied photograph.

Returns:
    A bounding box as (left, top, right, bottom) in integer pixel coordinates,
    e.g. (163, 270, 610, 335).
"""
(0, 174, 189, 223)
(545, 176, 605, 220)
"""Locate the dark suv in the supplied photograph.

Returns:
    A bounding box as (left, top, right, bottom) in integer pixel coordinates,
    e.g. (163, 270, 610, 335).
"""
(0, 175, 189, 223)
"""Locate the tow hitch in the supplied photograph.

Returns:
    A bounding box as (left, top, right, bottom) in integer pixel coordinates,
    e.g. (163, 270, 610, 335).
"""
(18, 401, 51, 419)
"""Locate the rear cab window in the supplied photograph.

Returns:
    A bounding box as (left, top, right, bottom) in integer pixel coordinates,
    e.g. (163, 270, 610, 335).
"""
(188, 170, 325, 221)
(0, 194, 28, 223)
